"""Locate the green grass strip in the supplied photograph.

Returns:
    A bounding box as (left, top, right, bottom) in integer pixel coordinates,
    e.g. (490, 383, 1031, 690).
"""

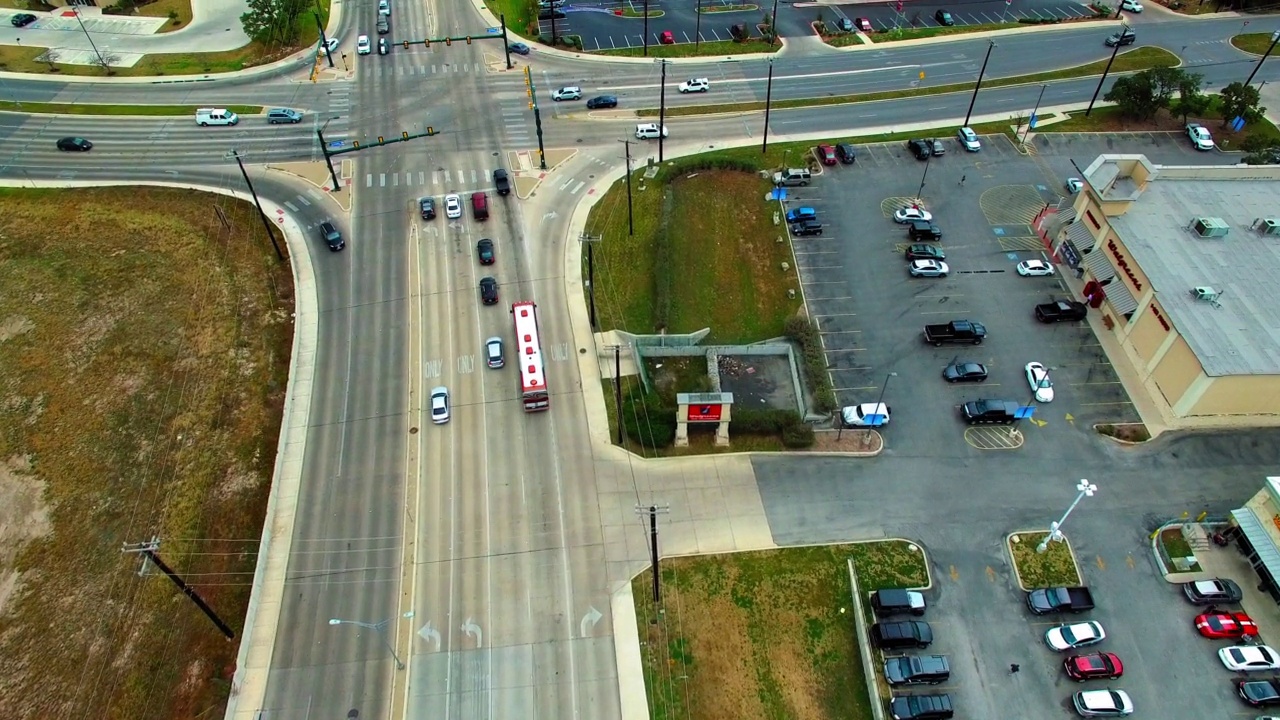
(0, 102, 263, 117)
(1232, 32, 1274, 55)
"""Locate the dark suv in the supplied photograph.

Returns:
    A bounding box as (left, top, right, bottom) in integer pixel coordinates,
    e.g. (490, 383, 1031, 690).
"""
(790, 219, 823, 237)
(961, 399, 1019, 425)
(836, 143, 856, 164)
(885, 655, 950, 686)
(1106, 29, 1135, 46)
(907, 139, 931, 160)
(889, 694, 953, 720)
(319, 221, 344, 251)
(908, 220, 942, 240)
(871, 621, 933, 649)
(494, 168, 512, 196)
(905, 243, 944, 261)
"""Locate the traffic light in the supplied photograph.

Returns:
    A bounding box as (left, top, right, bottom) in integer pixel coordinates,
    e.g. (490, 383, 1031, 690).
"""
(466, 36, 471, 44)
(445, 37, 452, 46)
(378, 136, 385, 144)
(402, 40, 409, 48)
(424, 38, 430, 47)
(402, 131, 409, 139)
(426, 126, 434, 135)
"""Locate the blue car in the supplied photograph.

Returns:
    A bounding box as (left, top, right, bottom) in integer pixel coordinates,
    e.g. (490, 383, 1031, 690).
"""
(509, 42, 530, 55)
(786, 207, 816, 223)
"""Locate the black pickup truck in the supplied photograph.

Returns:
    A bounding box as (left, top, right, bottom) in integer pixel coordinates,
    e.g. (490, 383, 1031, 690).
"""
(1026, 586, 1096, 615)
(923, 320, 987, 346)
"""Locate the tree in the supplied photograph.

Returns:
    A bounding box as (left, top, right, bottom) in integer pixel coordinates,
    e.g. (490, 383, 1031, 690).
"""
(93, 50, 120, 76)
(241, 0, 309, 46)
(1104, 67, 1189, 121)
(1173, 72, 1211, 124)
(39, 49, 59, 71)
(1219, 81, 1266, 129)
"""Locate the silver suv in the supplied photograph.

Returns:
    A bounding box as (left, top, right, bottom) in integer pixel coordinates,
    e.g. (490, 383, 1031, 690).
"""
(552, 86, 582, 101)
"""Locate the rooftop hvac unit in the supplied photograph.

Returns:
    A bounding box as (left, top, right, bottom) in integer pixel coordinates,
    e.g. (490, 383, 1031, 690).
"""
(1193, 286, 1219, 302)
(1262, 219, 1280, 236)
(1190, 217, 1230, 238)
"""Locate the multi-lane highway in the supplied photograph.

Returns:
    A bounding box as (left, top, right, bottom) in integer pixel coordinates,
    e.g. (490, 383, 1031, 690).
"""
(1, 6, 1278, 720)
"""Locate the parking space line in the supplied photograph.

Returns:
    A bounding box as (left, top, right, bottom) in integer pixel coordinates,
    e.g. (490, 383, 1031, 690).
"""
(802, 280, 845, 285)
(809, 296, 853, 301)
(834, 386, 878, 392)
(804, 265, 845, 270)
(918, 310, 975, 315)
(820, 330, 862, 335)
(1077, 401, 1135, 407)
(815, 313, 858, 318)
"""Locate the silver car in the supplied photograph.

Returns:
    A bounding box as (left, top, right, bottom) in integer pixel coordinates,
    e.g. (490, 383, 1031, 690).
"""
(430, 386, 450, 424)
(485, 337, 504, 368)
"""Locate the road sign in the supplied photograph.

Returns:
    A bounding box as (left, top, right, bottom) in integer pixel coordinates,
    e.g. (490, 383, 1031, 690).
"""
(487, 27, 500, 34)
(329, 140, 345, 149)
(1029, 112, 1038, 129)
(1231, 116, 1246, 132)
(1015, 406, 1036, 419)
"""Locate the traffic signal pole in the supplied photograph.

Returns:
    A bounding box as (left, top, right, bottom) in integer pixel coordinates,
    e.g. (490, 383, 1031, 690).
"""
(524, 66, 548, 170)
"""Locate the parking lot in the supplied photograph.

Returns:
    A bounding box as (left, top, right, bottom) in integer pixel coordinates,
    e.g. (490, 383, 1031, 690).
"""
(538, 0, 762, 52)
(783, 130, 1228, 454)
(820, 0, 1099, 35)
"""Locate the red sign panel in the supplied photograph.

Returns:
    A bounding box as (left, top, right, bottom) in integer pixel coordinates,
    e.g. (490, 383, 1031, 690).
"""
(688, 404, 723, 422)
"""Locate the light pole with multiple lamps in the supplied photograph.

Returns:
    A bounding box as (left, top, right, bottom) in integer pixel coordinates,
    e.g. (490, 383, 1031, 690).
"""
(1037, 479, 1098, 553)
(328, 618, 405, 669)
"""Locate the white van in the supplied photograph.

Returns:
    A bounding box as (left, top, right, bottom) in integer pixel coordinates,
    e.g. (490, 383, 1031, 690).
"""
(195, 108, 239, 126)
(635, 123, 668, 140)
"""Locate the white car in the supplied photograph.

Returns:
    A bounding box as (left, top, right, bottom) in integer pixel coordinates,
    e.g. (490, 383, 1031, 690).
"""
(957, 126, 981, 151)
(444, 193, 462, 219)
(1121, 0, 1142, 11)
(841, 402, 890, 428)
(1025, 362, 1054, 402)
(355, 35, 370, 55)
(1045, 621, 1105, 651)
(635, 122, 668, 139)
(908, 259, 949, 278)
(1016, 259, 1055, 277)
(321, 37, 341, 55)
(1066, 178, 1084, 194)
(378, 0, 391, 15)
(1187, 122, 1215, 150)
(1073, 689, 1133, 717)
(430, 386, 450, 424)
(678, 77, 710, 93)
(1220, 645, 1280, 672)
(552, 86, 582, 101)
(893, 207, 933, 224)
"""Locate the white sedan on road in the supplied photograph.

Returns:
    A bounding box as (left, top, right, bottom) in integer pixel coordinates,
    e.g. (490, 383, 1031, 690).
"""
(678, 77, 710, 93)
(1016, 259, 1055, 277)
(893, 207, 933, 223)
(1045, 621, 1105, 651)
(1220, 645, 1280, 672)
(430, 386, 450, 424)
(444, 193, 462, 219)
(1026, 362, 1054, 402)
(1121, 0, 1143, 11)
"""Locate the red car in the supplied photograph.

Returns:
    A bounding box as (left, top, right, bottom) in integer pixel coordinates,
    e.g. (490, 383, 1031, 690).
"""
(659, 30, 674, 44)
(1063, 652, 1123, 682)
(855, 17, 873, 32)
(817, 144, 837, 166)
(1196, 611, 1259, 639)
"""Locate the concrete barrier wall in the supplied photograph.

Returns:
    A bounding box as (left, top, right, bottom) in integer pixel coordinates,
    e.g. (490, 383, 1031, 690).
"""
(629, 341, 808, 419)
(847, 559, 886, 720)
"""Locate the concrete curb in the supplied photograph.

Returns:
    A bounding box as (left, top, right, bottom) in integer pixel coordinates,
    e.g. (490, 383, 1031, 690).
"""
(823, 16, 1127, 53)
(1005, 530, 1083, 592)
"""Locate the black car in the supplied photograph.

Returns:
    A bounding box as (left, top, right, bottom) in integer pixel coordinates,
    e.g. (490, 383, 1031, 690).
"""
(319, 221, 344, 251)
(11, 13, 36, 27)
(907, 139, 931, 160)
(509, 41, 531, 55)
(377, 17, 389, 34)
(56, 137, 92, 152)
(1183, 578, 1243, 605)
(480, 276, 499, 304)
(494, 168, 511, 196)
(961, 399, 1019, 425)
(1239, 679, 1280, 707)
(1105, 29, 1136, 47)
(908, 220, 942, 240)
(934, 8, 954, 25)
(477, 238, 495, 265)
(871, 621, 933, 649)
(586, 95, 618, 109)
(1034, 300, 1087, 323)
(889, 693, 953, 720)
(904, 243, 944, 261)
(929, 138, 945, 156)
(836, 143, 856, 164)
(942, 361, 988, 383)
(419, 197, 436, 220)
(539, 8, 566, 19)
(378, 37, 389, 55)
(885, 655, 951, 686)
(790, 220, 822, 237)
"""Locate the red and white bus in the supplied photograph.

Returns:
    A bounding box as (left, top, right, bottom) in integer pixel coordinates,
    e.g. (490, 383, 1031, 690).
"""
(511, 300, 549, 412)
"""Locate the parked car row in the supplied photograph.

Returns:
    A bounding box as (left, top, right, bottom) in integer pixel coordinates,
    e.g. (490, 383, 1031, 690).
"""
(1177, 577, 1280, 710)
(1021, 585, 1135, 716)
(906, 127, 982, 160)
(867, 589, 955, 720)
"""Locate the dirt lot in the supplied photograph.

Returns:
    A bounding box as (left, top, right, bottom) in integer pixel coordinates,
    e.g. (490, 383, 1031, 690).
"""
(0, 187, 293, 720)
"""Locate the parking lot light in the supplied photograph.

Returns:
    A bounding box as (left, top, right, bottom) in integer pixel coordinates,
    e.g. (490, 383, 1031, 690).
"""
(1086, 18, 1128, 117)
(864, 371, 898, 441)
(1037, 479, 1097, 553)
(962, 40, 996, 127)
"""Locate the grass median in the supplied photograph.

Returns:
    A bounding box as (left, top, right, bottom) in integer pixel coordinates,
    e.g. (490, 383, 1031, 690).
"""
(1008, 532, 1082, 588)
(596, 38, 777, 57)
(637, 46, 1178, 118)
(0, 101, 262, 116)
(633, 541, 929, 720)
(0, 187, 293, 720)
(1232, 33, 1274, 55)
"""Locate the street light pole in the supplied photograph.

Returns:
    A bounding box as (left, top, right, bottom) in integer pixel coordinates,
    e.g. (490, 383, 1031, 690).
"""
(1020, 83, 1048, 146)
(643, 0, 650, 56)
(695, 0, 703, 52)
(1037, 480, 1098, 553)
(1245, 30, 1280, 87)
(962, 40, 995, 127)
(328, 618, 405, 670)
(657, 59, 668, 162)
(769, 0, 780, 45)
(71, 8, 107, 71)
(864, 371, 898, 441)
(1086, 21, 1127, 117)
(915, 150, 931, 201)
(761, 58, 776, 153)
(620, 139, 635, 236)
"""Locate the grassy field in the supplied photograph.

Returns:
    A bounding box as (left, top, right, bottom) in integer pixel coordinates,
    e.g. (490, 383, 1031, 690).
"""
(0, 101, 262, 116)
(872, 20, 1021, 42)
(639, 46, 1177, 117)
(1047, 101, 1280, 149)
(1232, 32, 1274, 55)
(484, 0, 536, 36)
(139, 0, 194, 32)
(633, 542, 929, 720)
(597, 38, 776, 57)
(585, 163, 801, 344)
(0, 187, 293, 720)
(1008, 532, 1082, 588)
(1158, 527, 1202, 572)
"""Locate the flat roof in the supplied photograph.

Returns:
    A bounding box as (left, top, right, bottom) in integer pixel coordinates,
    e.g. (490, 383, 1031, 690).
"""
(1108, 176, 1280, 376)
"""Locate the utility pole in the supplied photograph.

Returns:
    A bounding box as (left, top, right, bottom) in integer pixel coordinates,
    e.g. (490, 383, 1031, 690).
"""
(963, 40, 996, 127)
(621, 139, 635, 236)
(525, 67, 548, 170)
(1086, 21, 1127, 117)
(608, 345, 625, 445)
(635, 505, 671, 602)
(657, 59, 668, 162)
(1020, 83, 1048, 146)
(71, 7, 107, 71)
(312, 0, 334, 69)
(501, 14, 512, 69)
(124, 538, 235, 639)
(769, 0, 780, 44)
(644, 0, 650, 56)
(1245, 30, 1280, 87)
(579, 233, 602, 329)
(762, 58, 776, 153)
(695, 0, 703, 52)
(228, 150, 285, 261)
(316, 124, 343, 194)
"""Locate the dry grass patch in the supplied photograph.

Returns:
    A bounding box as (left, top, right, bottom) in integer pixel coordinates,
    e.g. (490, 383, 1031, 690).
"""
(1008, 532, 1082, 589)
(0, 187, 293, 720)
(633, 541, 928, 720)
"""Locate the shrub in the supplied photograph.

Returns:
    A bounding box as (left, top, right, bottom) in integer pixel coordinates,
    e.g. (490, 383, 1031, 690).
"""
(784, 316, 837, 414)
(622, 391, 676, 449)
(730, 408, 799, 434)
(781, 421, 815, 448)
